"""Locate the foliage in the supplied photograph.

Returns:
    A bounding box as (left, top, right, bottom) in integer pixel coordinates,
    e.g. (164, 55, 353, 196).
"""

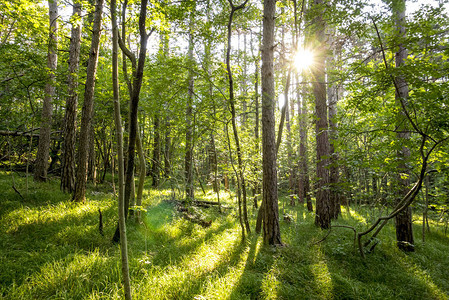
(1, 173, 448, 299)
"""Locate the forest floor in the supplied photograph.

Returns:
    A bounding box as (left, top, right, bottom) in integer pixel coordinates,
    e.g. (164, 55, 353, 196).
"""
(1, 171, 449, 299)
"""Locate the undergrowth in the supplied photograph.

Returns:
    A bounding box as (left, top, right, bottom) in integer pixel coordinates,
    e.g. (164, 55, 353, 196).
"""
(0, 171, 448, 299)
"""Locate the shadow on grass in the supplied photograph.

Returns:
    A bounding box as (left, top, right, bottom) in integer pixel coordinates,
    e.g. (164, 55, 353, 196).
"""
(227, 234, 274, 299)
(0, 197, 119, 288)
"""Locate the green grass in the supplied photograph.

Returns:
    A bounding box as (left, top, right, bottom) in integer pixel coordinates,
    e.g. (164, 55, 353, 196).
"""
(1, 171, 448, 299)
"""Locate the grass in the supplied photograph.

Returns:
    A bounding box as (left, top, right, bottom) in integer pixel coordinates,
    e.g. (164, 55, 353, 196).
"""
(0, 171, 448, 299)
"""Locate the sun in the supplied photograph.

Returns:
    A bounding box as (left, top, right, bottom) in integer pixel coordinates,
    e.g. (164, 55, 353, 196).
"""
(294, 49, 314, 71)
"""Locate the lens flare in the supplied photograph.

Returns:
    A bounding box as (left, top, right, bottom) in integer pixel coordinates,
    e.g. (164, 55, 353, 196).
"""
(294, 49, 314, 71)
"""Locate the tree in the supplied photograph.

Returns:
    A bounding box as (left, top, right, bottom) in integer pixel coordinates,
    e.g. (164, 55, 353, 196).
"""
(261, 0, 282, 245)
(152, 114, 160, 187)
(310, 0, 331, 229)
(61, 0, 82, 193)
(111, 1, 132, 298)
(185, 7, 195, 202)
(392, 0, 414, 251)
(226, 0, 250, 237)
(327, 33, 342, 219)
(113, 0, 152, 242)
(73, 0, 104, 202)
(34, 0, 58, 182)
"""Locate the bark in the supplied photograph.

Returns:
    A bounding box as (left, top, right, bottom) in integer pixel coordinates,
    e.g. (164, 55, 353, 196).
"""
(87, 121, 96, 184)
(393, 0, 414, 252)
(122, 0, 150, 217)
(285, 77, 294, 205)
(34, 0, 58, 182)
(61, 1, 82, 193)
(327, 37, 341, 219)
(151, 114, 160, 187)
(311, 0, 331, 229)
(253, 37, 260, 209)
(185, 11, 195, 201)
(164, 118, 171, 178)
(73, 0, 103, 202)
(136, 124, 145, 223)
(226, 0, 250, 235)
(111, 0, 132, 297)
(261, 0, 282, 245)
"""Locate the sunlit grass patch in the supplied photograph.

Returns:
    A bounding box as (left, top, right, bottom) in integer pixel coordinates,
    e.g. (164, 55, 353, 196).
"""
(7, 248, 120, 299)
(1, 172, 449, 299)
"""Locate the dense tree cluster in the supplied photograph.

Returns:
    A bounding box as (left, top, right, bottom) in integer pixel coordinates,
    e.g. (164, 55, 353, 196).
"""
(1, 0, 448, 295)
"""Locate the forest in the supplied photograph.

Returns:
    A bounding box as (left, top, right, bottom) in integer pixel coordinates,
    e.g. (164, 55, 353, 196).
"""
(1, 0, 449, 299)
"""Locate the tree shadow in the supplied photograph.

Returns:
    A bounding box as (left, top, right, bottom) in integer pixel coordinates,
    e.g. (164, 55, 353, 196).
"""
(1, 199, 118, 289)
(227, 234, 273, 299)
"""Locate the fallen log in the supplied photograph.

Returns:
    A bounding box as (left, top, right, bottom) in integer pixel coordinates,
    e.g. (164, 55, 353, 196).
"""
(182, 212, 212, 228)
(0, 130, 61, 140)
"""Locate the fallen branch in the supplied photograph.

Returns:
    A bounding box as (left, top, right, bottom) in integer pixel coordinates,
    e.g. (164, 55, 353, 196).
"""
(0, 129, 62, 140)
(182, 212, 212, 228)
(12, 184, 24, 200)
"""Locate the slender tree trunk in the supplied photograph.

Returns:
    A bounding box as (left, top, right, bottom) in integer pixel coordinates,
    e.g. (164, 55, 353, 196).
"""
(111, 1, 132, 298)
(73, 0, 104, 202)
(285, 76, 294, 205)
(298, 87, 312, 211)
(393, 0, 414, 252)
(327, 37, 341, 219)
(253, 40, 260, 209)
(61, 1, 82, 193)
(122, 0, 150, 217)
(261, 0, 282, 245)
(311, 0, 331, 228)
(136, 124, 145, 223)
(226, 0, 250, 235)
(34, 0, 58, 182)
(185, 10, 195, 201)
(152, 114, 160, 187)
(88, 121, 96, 184)
(164, 118, 171, 178)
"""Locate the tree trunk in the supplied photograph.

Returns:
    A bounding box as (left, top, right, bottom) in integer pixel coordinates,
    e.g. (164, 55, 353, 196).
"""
(136, 124, 146, 223)
(185, 10, 195, 201)
(61, 1, 82, 193)
(34, 0, 58, 182)
(253, 39, 260, 209)
(327, 36, 341, 219)
(261, 0, 282, 245)
(311, 0, 331, 229)
(111, 0, 132, 297)
(393, 0, 414, 252)
(226, 0, 251, 236)
(164, 118, 171, 178)
(88, 121, 96, 184)
(73, 0, 104, 202)
(151, 114, 160, 187)
(123, 0, 150, 217)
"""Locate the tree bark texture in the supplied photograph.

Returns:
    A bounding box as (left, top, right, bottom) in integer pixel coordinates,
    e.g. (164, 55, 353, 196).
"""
(185, 11, 195, 201)
(73, 0, 103, 202)
(123, 0, 150, 217)
(111, 0, 132, 297)
(261, 0, 282, 245)
(88, 121, 96, 183)
(152, 115, 160, 186)
(136, 124, 146, 223)
(226, 0, 251, 235)
(34, 0, 58, 182)
(164, 118, 171, 178)
(393, 0, 414, 251)
(311, 0, 331, 229)
(327, 37, 341, 219)
(61, 1, 82, 193)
